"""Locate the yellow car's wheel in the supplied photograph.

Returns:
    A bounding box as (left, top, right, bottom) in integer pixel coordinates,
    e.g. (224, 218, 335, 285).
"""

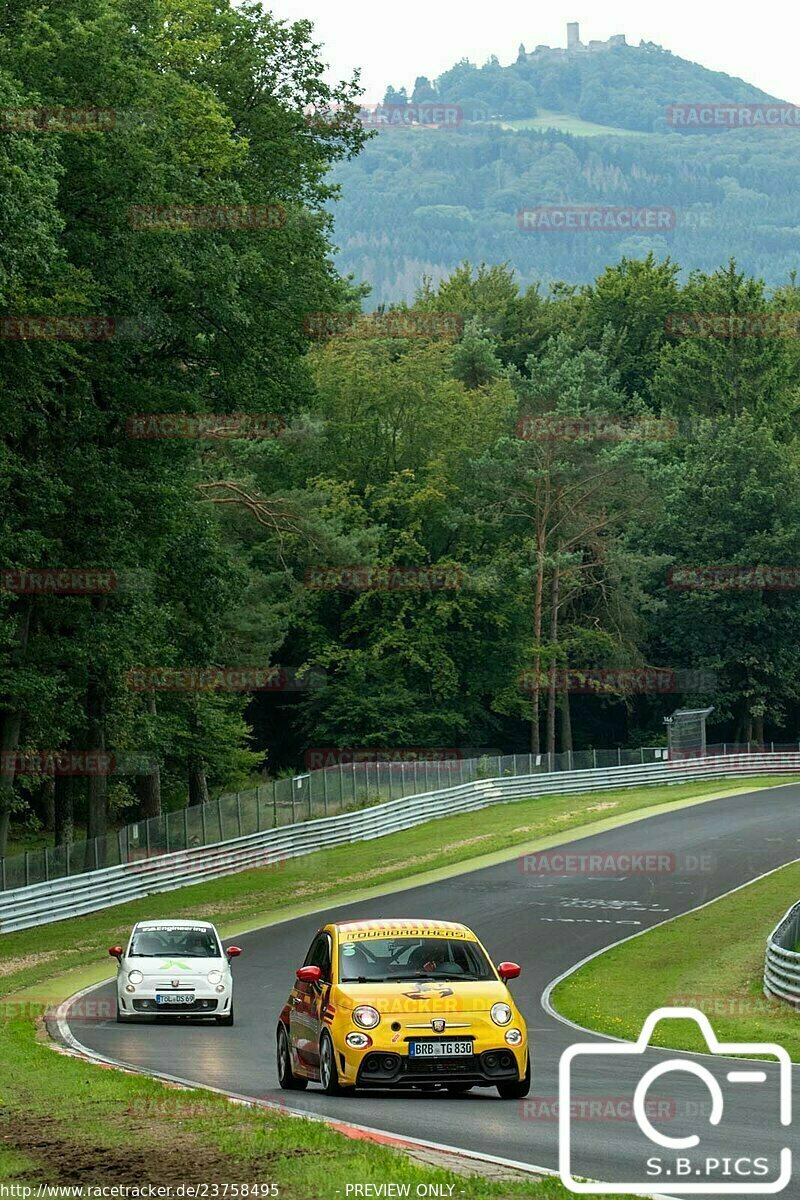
(277, 1024, 307, 1091)
(319, 1030, 353, 1096)
(497, 1055, 530, 1100)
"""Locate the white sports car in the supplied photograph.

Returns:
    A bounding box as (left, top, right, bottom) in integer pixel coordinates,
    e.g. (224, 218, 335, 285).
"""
(109, 919, 241, 1025)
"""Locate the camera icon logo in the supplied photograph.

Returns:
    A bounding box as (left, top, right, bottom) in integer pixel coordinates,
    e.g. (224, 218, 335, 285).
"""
(559, 1006, 791, 1194)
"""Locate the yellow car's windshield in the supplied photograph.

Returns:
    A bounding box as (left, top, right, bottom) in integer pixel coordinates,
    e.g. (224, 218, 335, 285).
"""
(338, 936, 495, 982)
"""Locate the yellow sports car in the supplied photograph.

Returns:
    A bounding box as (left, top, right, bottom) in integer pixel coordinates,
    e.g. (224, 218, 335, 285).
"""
(276, 918, 529, 1097)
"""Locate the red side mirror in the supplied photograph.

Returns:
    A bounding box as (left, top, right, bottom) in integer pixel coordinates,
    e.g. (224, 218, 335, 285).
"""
(296, 965, 322, 984)
(227, 946, 242, 958)
(498, 961, 521, 981)
(108, 946, 123, 960)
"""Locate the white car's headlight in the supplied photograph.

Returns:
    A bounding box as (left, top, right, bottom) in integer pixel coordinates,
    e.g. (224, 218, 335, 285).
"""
(207, 970, 223, 985)
(353, 1005, 380, 1029)
(127, 970, 143, 985)
(491, 1002, 512, 1026)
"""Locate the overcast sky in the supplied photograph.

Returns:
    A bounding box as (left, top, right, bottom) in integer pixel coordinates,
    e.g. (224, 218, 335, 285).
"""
(270, 0, 798, 106)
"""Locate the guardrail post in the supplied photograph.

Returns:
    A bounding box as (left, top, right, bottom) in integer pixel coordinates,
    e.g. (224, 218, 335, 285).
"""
(256, 786, 261, 830)
(66, 842, 70, 876)
(25, 851, 30, 887)
(272, 782, 277, 827)
(1, 856, 5, 891)
(44, 846, 50, 881)
(117, 830, 124, 866)
(93, 840, 99, 871)
(322, 771, 328, 815)
(236, 794, 243, 836)
(184, 807, 189, 849)
(617, 748, 622, 766)
(201, 802, 207, 844)
(290, 784, 296, 824)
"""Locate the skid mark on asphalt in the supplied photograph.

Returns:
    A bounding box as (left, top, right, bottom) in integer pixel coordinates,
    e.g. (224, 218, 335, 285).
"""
(529, 896, 670, 912)
(540, 917, 643, 925)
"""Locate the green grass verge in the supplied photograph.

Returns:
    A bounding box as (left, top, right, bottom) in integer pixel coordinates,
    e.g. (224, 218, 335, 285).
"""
(0, 774, 795, 1196)
(499, 110, 641, 137)
(552, 859, 800, 1060)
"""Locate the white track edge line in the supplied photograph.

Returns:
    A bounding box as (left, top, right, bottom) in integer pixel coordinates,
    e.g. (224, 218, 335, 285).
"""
(541, 854, 800, 1067)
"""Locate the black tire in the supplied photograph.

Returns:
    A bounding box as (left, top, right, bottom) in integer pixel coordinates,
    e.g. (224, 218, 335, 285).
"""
(497, 1055, 530, 1100)
(319, 1030, 352, 1096)
(277, 1024, 307, 1091)
(445, 1083, 473, 1096)
(216, 1004, 234, 1027)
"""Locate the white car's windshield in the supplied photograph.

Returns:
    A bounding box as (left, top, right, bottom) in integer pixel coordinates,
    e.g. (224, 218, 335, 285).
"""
(338, 936, 495, 983)
(129, 927, 222, 958)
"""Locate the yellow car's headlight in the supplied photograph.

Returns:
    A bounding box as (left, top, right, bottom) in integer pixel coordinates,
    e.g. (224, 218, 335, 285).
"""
(346, 1032, 373, 1049)
(491, 1002, 512, 1026)
(353, 1005, 380, 1029)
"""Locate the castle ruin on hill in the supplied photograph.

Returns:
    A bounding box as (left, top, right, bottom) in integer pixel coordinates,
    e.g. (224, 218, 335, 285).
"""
(518, 22, 626, 62)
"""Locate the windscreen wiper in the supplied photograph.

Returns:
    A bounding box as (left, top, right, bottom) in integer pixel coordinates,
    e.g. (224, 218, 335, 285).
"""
(387, 973, 464, 981)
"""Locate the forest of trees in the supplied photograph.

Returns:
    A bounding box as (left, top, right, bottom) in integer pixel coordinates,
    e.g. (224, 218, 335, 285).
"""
(3, 2, 800, 858)
(333, 44, 800, 302)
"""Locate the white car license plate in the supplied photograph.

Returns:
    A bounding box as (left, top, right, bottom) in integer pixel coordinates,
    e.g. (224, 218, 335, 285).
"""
(408, 1040, 472, 1057)
(156, 993, 194, 1006)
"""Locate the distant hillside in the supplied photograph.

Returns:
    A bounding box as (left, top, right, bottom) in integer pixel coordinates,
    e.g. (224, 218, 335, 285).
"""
(418, 36, 781, 131)
(328, 33, 800, 302)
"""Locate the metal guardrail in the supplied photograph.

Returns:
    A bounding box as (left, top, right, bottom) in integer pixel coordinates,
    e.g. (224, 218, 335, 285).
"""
(764, 899, 800, 1009)
(1, 747, 674, 891)
(1, 751, 798, 934)
(5, 741, 796, 892)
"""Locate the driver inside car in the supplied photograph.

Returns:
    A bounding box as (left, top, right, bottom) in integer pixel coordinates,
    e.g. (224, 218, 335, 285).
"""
(407, 940, 464, 975)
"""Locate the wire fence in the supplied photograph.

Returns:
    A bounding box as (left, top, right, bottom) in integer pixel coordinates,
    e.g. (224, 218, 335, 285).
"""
(2, 741, 798, 891)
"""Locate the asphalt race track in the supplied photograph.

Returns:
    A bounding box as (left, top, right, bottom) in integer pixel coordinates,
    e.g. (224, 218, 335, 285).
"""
(64, 784, 800, 1198)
